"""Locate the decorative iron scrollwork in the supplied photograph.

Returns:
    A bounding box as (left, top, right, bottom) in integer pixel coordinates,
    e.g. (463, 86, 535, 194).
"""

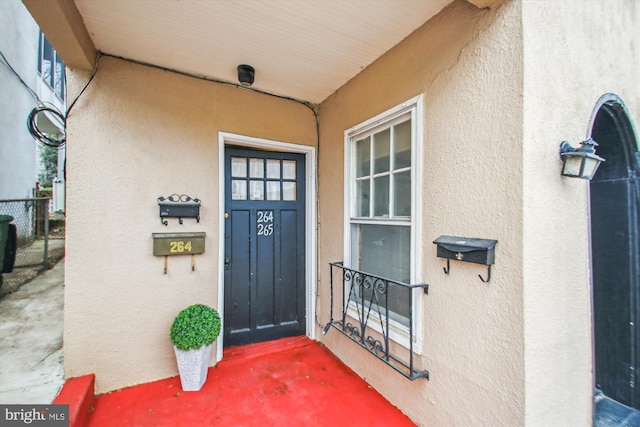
(365, 336, 385, 357)
(157, 194, 201, 226)
(344, 323, 361, 340)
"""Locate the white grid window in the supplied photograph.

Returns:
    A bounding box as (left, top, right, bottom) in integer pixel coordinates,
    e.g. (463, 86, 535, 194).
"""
(344, 95, 423, 348)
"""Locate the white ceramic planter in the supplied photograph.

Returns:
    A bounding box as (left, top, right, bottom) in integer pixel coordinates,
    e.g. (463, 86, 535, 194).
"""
(173, 344, 213, 391)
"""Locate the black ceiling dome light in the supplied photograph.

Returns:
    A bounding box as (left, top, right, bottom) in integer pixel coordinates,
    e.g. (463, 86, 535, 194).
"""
(237, 64, 255, 87)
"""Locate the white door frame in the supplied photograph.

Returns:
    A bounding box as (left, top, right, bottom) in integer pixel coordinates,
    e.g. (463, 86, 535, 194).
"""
(217, 132, 317, 360)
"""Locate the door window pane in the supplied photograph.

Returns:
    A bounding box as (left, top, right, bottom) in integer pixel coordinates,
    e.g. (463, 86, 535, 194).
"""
(231, 157, 247, 177)
(282, 182, 296, 201)
(394, 120, 411, 170)
(266, 181, 280, 200)
(250, 159, 264, 178)
(373, 175, 389, 217)
(250, 180, 264, 200)
(266, 159, 280, 178)
(393, 171, 411, 217)
(231, 156, 300, 202)
(373, 129, 390, 174)
(232, 180, 247, 200)
(283, 161, 296, 180)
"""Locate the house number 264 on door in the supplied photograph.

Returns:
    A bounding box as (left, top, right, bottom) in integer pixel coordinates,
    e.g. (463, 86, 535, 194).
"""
(257, 210, 274, 236)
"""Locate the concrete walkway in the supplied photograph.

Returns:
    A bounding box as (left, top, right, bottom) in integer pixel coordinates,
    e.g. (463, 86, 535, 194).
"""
(0, 260, 65, 404)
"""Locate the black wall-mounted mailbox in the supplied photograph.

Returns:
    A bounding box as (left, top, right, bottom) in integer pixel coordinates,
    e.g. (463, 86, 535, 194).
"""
(433, 236, 498, 282)
(433, 236, 497, 265)
(158, 194, 201, 225)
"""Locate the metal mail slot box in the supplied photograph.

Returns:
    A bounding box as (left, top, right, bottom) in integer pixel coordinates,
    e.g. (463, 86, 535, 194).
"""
(152, 232, 206, 256)
(158, 202, 200, 219)
(433, 235, 497, 265)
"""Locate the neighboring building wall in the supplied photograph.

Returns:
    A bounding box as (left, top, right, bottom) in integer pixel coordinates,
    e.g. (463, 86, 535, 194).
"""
(0, 1, 39, 199)
(63, 56, 316, 392)
(318, 1, 525, 426)
(521, 0, 640, 426)
(0, 0, 66, 201)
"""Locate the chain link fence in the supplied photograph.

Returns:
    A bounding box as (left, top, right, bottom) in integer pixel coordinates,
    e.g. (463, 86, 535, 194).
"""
(0, 197, 65, 296)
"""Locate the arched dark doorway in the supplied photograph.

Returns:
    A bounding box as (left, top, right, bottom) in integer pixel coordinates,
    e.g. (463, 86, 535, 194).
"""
(590, 94, 640, 411)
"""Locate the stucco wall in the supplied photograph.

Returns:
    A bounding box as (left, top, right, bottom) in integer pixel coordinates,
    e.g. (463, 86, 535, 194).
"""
(59, 0, 639, 424)
(522, 1, 640, 426)
(64, 56, 316, 392)
(0, 0, 39, 199)
(317, 1, 525, 426)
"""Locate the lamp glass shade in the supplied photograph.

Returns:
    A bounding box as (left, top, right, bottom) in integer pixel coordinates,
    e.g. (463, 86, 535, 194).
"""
(561, 152, 603, 180)
(579, 156, 602, 180)
(561, 155, 583, 177)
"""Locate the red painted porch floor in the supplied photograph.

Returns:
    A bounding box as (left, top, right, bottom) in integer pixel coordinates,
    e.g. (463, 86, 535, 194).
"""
(85, 336, 416, 426)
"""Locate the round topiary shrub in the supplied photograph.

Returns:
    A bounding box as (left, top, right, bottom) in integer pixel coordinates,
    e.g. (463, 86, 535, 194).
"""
(170, 304, 221, 351)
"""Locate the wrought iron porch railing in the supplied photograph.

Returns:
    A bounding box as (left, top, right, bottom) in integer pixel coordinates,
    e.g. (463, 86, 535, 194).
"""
(324, 262, 429, 380)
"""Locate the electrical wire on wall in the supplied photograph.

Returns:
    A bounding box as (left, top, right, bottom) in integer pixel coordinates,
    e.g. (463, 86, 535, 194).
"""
(1, 49, 65, 149)
(7, 45, 330, 329)
(26, 102, 66, 148)
(0, 48, 101, 150)
(28, 53, 101, 150)
(101, 52, 327, 329)
(0, 49, 39, 100)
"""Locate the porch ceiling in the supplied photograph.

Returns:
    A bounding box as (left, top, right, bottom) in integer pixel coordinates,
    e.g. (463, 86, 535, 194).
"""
(24, 0, 498, 104)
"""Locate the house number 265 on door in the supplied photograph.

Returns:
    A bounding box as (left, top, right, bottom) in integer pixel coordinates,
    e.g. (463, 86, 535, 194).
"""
(257, 210, 274, 236)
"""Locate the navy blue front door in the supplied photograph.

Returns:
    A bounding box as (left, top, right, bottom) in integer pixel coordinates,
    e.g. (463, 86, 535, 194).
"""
(224, 147, 306, 346)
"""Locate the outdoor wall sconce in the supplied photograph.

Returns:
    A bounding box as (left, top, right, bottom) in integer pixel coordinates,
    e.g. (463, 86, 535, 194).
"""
(433, 236, 498, 283)
(559, 138, 605, 180)
(237, 64, 255, 87)
(158, 194, 201, 225)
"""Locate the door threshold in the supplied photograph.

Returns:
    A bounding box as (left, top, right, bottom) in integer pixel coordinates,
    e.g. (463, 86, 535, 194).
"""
(221, 335, 311, 365)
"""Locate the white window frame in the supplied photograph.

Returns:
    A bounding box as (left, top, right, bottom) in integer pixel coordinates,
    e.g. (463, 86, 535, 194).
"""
(343, 95, 423, 353)
(38, 31, 66, 101)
